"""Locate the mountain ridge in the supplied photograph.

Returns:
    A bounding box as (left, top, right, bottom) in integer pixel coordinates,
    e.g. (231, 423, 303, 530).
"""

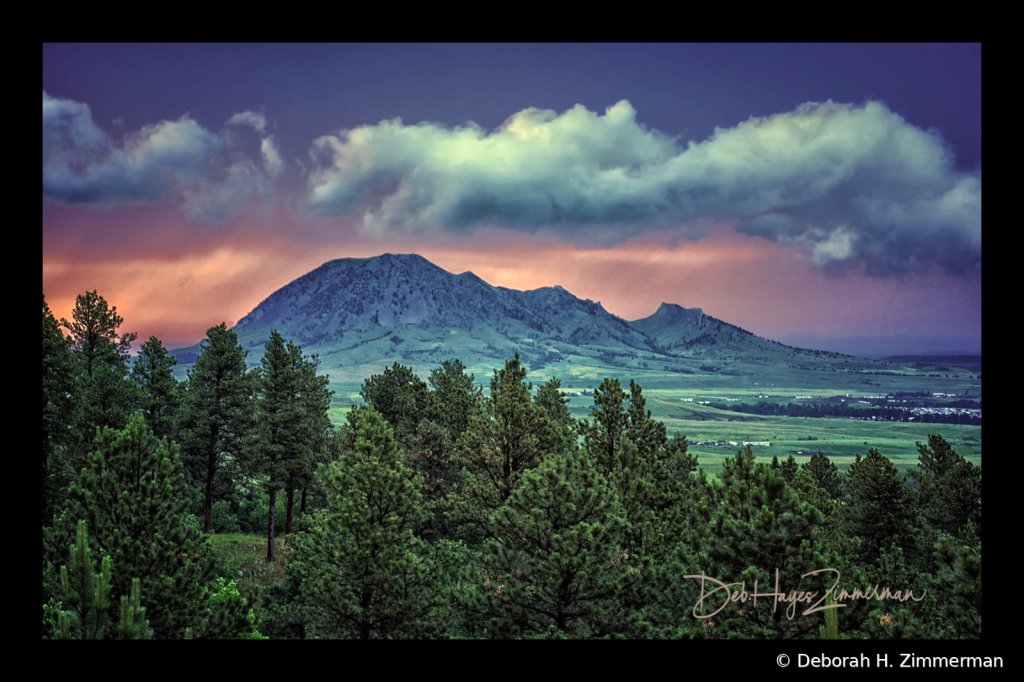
(168, 253, 865, 381)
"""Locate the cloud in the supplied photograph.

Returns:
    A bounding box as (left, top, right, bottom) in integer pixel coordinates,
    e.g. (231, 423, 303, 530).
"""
(43, 92, 284, 221)
(306, 99, 980, 275)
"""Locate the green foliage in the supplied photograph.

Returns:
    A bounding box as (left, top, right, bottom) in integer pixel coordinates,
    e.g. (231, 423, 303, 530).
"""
(45, 519, 154, 639)
(60, 290, 140, 437)
(448, 353, 561, 545)
(360, 361, 430, 445)
(47, 413, 254, 638)
(909, 434, 981, 545)
(841, 448, 919, 568)
(177, 323, 255, 534)
(52, 520, 115, 639)
(464, 448, 634, 638)
(131, 335, 180, 442)
(684, 446, 841, 639)
(252, 330, 334, 554)
(427, 359, 483, 442)
(287, 407, 444, 638)
(43, 295, 80, 524)
(578, 377, 627, 471)
(205, 577, 268, 639)
(802, 450, 845, 499)
(115, 577, 154, 640)
(534, 376, 577, 456)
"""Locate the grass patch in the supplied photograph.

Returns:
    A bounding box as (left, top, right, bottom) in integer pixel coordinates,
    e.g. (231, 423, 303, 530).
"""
(209, 533, 295, 593)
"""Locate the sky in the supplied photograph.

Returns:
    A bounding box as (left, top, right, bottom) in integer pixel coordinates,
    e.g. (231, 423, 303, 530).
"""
(43, 43, 981, 358)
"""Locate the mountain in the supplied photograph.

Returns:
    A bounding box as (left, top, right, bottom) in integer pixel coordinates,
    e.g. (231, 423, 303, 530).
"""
(168, 253, 865, 383)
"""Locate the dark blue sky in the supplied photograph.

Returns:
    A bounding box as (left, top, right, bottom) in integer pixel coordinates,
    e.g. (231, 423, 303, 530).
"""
(43, 43, 981, 171)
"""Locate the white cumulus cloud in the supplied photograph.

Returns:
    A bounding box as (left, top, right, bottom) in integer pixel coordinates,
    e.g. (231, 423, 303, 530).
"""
(306, 99, 980, 275)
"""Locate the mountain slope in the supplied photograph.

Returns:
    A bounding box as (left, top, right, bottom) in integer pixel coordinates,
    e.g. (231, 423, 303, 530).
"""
(168, 253, 869, 383)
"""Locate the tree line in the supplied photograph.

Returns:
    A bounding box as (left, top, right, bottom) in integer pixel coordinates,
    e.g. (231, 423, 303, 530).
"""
(709, 399, 981, 425)
(43, 291, 981, 638)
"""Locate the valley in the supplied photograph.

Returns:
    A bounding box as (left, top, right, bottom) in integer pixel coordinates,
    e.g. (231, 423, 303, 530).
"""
(167, 254, 981, 477)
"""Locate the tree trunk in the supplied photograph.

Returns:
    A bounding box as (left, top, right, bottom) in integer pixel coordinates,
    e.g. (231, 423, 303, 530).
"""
(267, 489, 276, 562)
(204, 427, 218, 533)
(286, 480, 295, 535)
(205, 454, 215, 534)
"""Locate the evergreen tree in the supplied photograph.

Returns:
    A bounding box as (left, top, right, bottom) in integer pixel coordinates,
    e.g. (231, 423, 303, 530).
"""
(427, 359, 483, 443)
(534, 376, 577, 456)
(841, 448, 919, 569)
(684, 446, 845, 639)
(50, 520, 116, 639)
(177, 323, 255, 533)
(465, 447, 634, 638)
(45, 413, 256, 638)
(286, 407, 446, 638)
(909, 435, 981, 544)
(802, 450, 845, 500)
(252, 331, 332, 556)
(405, 416, 457, 542)
(625, 379, 668, 461)
(43, 295, 79, 523)
(578, 377, 627, 471)
(927, 535, 981, 638)
(284, 343, 333, 533)
(47, 519, 154, 640)
(360, 361, 430, 447)
(60, 290, 139, 437)
(448, 354, 561, 545)
(779, 455, 799, 483)
(131, 335, 180, 442)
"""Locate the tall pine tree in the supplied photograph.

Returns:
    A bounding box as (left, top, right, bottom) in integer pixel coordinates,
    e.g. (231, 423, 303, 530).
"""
(131, 335, 180, 442)
(60, 290, 139, 437)
(177, 323, 255, 533)
(252, 331, 332, 557)
(447, 354, 561, 546)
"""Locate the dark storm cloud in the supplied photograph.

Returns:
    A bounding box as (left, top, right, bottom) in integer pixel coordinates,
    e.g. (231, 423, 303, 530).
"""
(307, 100, 980, 275)
(42, 92, 284, 221)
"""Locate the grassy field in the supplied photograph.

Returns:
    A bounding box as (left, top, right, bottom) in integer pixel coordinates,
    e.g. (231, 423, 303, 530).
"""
(279, 347, 984, 489)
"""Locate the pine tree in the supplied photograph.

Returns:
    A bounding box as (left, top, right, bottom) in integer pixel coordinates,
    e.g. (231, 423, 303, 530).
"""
(578, 377, 627, 472)
(534, 376, 577, 456)
(51, 520, 115, 639)
(43, 295, 79, 524)
(927, 535, 981, 638)
(284, 344, 333, 534)
(779, 455, 799, 483)
(841, 448, 919, 569)
(177, 323, 255, 534)
(909, 435, 981, 544)
(60, 290, 139, 437)
(684, 446, 844, 639)
(46, 519, 155, 639)
(465, 447, 634, 638)
(426, 359, 483, 443)
(252, 331, 332, 557)
(286, 407, 445, 638)
(447, 354, 561, 546)
(802, 450, 845, 500)
(360, 361, 430, 447)
(46, 413, 256, 638)
(131, 335, 180, 442)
